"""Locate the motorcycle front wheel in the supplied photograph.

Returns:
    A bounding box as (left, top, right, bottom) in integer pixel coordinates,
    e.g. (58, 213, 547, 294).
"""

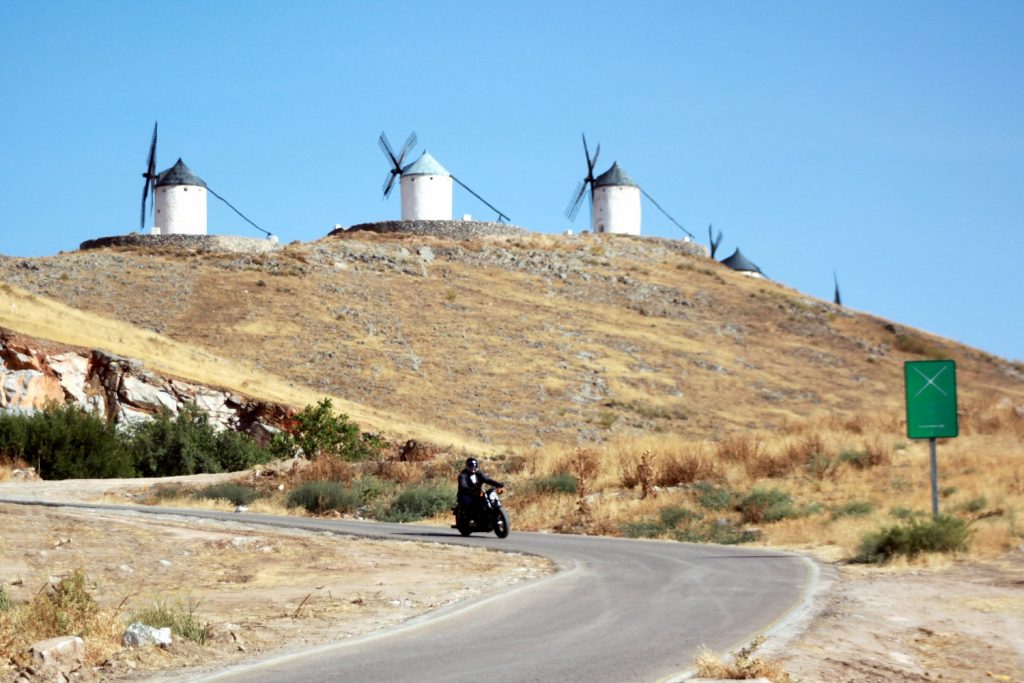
(494, 508, 510, 538)
(455, 510, 473, 536)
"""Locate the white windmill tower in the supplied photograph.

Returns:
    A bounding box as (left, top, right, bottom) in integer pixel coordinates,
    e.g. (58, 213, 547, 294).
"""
(400, 151, 453, 221)
(153, 159, 208, 235)
(138, 122, 274, 240)
(591, 162, 641, 235)
(565, 134, 694, 239)
(378, 131, 510, 223)
(139, 124, 207, 235)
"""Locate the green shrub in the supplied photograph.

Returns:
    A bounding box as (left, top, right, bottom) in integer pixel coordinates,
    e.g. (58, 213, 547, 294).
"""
(693, 482, 735, 511)
(957, 496, 988, 513)
(855, 515, 971, 563)
(353, 476, 394, 504)
(890, 507, 925, 520)
(382, 482, 456, 522)
(620, 521, 665, 538)
(126, 403, 270, 477)
(195, 483, 259, 507)
(0, 404, 135, 479)
(269, 398, 384, 463)
(287, 481, 360, 514)
(529, 472, 577, 495)
(132, 596, 206, 643)
(659, 506, 702, 528)
(737, 488, 797, 524)
(0, 585, 11, 612)
(831, 500, 875, 519)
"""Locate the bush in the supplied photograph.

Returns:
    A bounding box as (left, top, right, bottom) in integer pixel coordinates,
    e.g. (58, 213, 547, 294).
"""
(659, 506, 701, 528)
(657, 453, 719, 486)
(529, 472, 577, 495)
(693, 482, 734, 511)
(287, 481, 360, 514)
(0, 585, 11, 612)
(353, 476, 395, 504)
(0, 404, 135, 479)
(830, 500, 875, 519)
(737, 487, 797, 524)
(382, 482, 456, 522)
(195, 483, 259, 507)
(127, 403, 270, 477)
(855, 515, 971, 563)
(269, 398, 384, 463)
(620, 521, 665, 538)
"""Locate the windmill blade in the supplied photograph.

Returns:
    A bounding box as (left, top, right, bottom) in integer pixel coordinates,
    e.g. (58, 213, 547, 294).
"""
(378, 133, 397, 167)
(833, 271, 842, 306)
(708, 224, 723, 258)
(565, 179, 587, 221)
(640, 188, 694, 238)
(207, 186, 272, 238)
(396, 131, 417, 166)
(451, 175, 510, 223)
(140, 121, 158, 229)
(589, 143, 600, 178)
(382, 169, 397, 198)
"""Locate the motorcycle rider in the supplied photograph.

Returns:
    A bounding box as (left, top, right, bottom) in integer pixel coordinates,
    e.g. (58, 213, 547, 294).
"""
(457, 457, 504, 521)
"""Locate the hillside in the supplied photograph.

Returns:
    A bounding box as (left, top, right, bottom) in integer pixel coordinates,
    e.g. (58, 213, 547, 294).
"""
(2, 229, 1022, 450)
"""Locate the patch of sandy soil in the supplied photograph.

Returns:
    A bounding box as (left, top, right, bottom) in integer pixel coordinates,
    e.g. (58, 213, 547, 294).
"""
(3, 477, 1023, 682)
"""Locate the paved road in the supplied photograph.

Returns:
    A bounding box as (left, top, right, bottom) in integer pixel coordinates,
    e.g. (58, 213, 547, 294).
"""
(2, 499, 815, 682)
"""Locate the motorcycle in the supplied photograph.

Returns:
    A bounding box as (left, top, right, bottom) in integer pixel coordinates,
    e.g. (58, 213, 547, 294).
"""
(452, 486, 510, 538)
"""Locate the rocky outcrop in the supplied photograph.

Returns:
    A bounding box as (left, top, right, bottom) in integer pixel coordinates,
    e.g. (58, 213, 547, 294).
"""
(0, 330, 291, 443)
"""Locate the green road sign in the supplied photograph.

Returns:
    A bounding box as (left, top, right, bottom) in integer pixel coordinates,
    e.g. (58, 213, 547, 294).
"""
(904, 360, 958, 439)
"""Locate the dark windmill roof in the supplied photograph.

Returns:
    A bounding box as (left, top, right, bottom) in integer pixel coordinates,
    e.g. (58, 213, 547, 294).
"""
(155, 159, 207, 188)
(720, 248, 763, 274)
(593, 162, 638, 188)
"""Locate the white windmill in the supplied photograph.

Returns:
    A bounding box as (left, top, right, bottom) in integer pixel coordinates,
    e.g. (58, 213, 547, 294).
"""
(138, 122, 274, 239)
(565, 134, 693, 239)
(378, 131, 510, 223)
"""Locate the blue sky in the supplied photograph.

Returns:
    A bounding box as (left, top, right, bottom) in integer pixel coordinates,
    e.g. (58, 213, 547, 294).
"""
(1, 1, 1022, 362)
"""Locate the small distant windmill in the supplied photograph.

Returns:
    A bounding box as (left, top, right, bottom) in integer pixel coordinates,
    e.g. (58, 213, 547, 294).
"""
(564, 134, 693, 238)
(378, 131, 510, 223)
(138, 122, 271, 239)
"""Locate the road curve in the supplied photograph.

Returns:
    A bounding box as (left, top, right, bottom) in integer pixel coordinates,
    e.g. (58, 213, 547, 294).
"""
(1, 499, 814, 682)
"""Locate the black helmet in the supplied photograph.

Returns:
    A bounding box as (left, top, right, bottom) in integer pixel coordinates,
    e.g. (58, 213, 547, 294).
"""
(465, 457, 478, 472)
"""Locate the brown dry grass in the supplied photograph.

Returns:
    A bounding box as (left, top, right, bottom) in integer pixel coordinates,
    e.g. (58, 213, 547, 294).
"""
(5, 233, 1022, 455)
(0, 570, 124, 669)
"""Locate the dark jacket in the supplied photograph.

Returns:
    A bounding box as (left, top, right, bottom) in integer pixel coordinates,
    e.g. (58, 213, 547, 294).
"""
(458, 468, 503, 503)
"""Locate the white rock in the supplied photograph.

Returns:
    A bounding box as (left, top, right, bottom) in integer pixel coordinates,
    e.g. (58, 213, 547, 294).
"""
(29, 635, 85, 678)
(123, 622, 173, 647)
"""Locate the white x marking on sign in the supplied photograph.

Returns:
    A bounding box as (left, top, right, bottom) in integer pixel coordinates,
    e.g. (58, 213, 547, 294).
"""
(913, 365, 948, 397)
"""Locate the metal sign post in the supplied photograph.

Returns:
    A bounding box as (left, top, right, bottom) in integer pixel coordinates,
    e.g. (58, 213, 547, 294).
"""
(904, 360, 958, 518)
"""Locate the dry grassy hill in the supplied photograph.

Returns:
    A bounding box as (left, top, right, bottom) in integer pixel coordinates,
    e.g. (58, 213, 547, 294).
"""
(1, 230, 1022, 451)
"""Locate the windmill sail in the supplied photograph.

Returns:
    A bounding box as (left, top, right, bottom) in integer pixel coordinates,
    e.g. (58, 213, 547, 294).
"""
(140, 121, 158, 229)
(565, 133, 599, 221)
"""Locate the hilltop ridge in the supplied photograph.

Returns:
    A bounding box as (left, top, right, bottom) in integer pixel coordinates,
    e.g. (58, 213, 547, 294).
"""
(1, 230, 1021, 450)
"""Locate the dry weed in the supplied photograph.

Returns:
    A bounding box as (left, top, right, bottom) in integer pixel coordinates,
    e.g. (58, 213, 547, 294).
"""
(693, 636, 793, 682)
(715, 434, 763, 464)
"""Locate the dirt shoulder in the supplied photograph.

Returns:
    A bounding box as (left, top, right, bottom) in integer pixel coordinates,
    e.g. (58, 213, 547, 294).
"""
(0, 482, 553, 681)
(2, 478, 1023, 682)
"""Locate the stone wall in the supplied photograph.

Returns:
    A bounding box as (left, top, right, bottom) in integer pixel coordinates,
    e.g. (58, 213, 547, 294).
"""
(340, 220, 528, 240)
(79, 234, 280, 255)
(0, 329, 291, 444)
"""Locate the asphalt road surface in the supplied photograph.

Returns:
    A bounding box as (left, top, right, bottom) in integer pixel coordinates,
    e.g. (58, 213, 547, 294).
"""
(3, 499, 815, 682)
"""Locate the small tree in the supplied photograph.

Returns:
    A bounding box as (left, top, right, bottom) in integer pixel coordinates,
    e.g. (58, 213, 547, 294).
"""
(269, 398, 384, 463)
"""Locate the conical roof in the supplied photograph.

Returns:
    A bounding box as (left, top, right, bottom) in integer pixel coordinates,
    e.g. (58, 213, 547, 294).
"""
(720, 248, 763, 274)
(593, 162, 638, 188)
(155, 159, 207, 188)
(401, 151, 450, 177)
